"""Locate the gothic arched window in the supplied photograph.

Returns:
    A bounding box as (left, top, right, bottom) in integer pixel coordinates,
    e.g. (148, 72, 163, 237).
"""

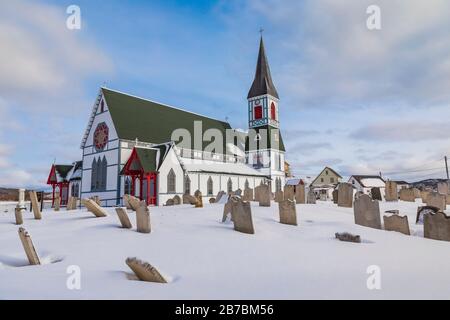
(101, 156, 107, 190)
(270, 102, 276, 120)
(124, 177, 131, 195)
(227, 178, 233, 193)
(245, 179, 249, 190)
(91, 158, 97, 191)
(184, 175, 191, 195)
(167, 169, 176, 193)
(207, 176, 213, 196)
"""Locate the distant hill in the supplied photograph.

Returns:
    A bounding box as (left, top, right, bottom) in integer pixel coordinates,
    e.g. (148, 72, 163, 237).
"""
(0, 188, 21, 201)
(410, 178, 449, 190)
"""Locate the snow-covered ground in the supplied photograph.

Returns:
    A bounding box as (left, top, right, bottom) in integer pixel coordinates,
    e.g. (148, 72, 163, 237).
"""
(0, 200, 449, 300)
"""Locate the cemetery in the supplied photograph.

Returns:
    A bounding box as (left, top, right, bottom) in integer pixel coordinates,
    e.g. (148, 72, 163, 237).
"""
(1, 183, 450, 299)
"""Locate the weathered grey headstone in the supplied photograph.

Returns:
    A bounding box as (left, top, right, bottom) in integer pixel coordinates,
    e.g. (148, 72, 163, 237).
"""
(231, 197, 254, 234)
(421, 190, 431, 204)
(172, 195, 181, 205)
(426, 192, 446, 211)
(82, 198, 108, 217)
(354, 194, 381, 229)
(29, 191, 42, 220)
(284, 185, 295, 201)
(18, 227, 40, 265)
(54, 194, 61, 211)
(399, 188, 415, 202)
(337, 183, 353, 208)
(278, 199, 297, 226)
(92, 196, 101, 206)
(258, 184, 271, 207)
(371, 187, 382, 201)
(115, 207, 132, 229)
(194, 190, 203, 208)
(416, 206, 439, 224)
(15, 207, 23, 225)
(307, 188, 316, 204)
(123, 194, 132, 210)
(242, 188, 254, 202)
(335, 232, 361, 243)
(124, 194, 140, 211)
(424, 212, 450, 242)
(165, 198, 174, 206)
(234, 189, 242, 197)
(295, 184, 305, 204)
(437, 182, 449, 195)
(385, 181, 398, 201)
(209, 198, 216, 204)
(332, 189, 338, 204)
(354, 191, 364, 201)
(274, 190, 284, 203)
(183, 194, 197, 205)
(383, 214, 410, 235)
(136, 201, 151, 233)
(254, 185, 261, 202)
(125, 257, 167, 283)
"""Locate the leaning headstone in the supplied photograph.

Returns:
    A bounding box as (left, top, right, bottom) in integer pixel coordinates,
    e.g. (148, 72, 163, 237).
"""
(123, 194, 132, 210)
(173, 195, 181, 205)
(214, 191, 226, 203)
(242, 188, 254, 202)
(194, 191, 203, 208)
(426, 192, 446, 211)
(258, 184, 271, 207)
(66, 197, 74, 210)
(54, 194, 61, 211)
(332, 189, 338, 204)
(222, 196, 236, 223)
(385, 181, 398, 201)
(383, 214, 410, 235)
(274, 190, 284, 203)
(424, 212, 450, 242)
(399, 188, 415, 202)
(437, 182, 449, 195)
(125, 257, 167, 283)
(416, 206, 439, 224)
(29, 191, 42, 220)
(18, 227, 40, 265)
(15, 207, 24, 225)
(337, 183, 353, 208)
(136, 201, 151, 233)
(335, 232, 361, 243)
(231, 197, 254, 234)
(307, 188, 316, 204)
(92, 196, 101, 206)
(115, 207, 132, 229)
(295, 184, 306, 204)
(284, 185, 295, 201)
(278, 200, 297, 226)
(165, 198, 174, 206)
(371, 187, 382, 201)
(354, 194, 381, 229)
(183, 194, 197, 205)
(81, 199, 108, 217)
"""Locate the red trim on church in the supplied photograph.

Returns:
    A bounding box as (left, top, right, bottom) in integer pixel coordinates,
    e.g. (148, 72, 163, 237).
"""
(46, 164, 70, 206)
(121, 148, 158, 206)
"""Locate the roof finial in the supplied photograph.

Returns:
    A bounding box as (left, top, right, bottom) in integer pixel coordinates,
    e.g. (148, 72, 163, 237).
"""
(259, 27, 264, 37)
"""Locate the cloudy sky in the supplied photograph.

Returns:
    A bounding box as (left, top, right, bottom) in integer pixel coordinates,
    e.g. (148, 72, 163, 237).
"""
(1, 0, 450, 188)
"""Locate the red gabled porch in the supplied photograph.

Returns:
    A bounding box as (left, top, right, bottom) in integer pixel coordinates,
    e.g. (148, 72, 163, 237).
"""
(47, 164, 71, 206)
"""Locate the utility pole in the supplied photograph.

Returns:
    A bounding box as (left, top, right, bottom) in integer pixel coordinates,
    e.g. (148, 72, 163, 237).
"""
(445, 156, 449, 180)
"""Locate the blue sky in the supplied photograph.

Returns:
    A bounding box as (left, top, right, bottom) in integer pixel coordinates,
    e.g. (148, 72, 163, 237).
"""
(1, 0, 450, 188)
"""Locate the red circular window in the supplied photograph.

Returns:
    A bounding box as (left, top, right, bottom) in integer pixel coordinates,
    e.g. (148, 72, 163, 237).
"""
(93, 123, 109, 151)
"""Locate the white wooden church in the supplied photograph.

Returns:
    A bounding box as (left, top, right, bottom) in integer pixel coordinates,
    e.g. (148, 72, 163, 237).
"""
(47, 37, 287, 206)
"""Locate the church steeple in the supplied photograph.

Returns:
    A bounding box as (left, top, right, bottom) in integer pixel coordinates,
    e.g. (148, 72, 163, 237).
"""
(247, 36, 279, 99)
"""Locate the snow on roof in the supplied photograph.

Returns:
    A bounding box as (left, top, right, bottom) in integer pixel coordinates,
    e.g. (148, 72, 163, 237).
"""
(181, 158, 268, 177)
(350, 175, 385, 188)
(286, 178, 303, 186)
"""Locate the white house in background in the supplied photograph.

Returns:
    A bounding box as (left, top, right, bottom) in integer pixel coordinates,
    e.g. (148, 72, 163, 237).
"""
(348, 175, 386, 195)
(311, 167, 343, 200)
(393, 180, 410, 191)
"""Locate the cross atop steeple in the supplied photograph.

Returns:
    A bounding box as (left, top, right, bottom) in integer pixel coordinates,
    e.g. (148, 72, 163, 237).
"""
(259, 27, 264, 36)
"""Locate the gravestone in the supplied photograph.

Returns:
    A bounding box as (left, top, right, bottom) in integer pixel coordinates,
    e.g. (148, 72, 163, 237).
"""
(399, 188, 415, 202)
(235, 189, 242, 197)
(383, 214, 410, 235)
(413, 188, 421, 199)
(194, 191, 203, 208)
(307, 188, 316, 204)
(426, 192, 446, 211)
(18, 227, 40, 265)
(222, 196, 234, 223)
(335, 232, 361, 243)
(354, 194, 381, 229)
(295, 184, 306, 204)
(421, 191, 431, 203)
(15, 207, 23, 225)
(29, 191, 42, 220)
(278, 199, 297, 226)
(124, 194, 140, 211)
(354, 191, 363, 201)
(183, 194, 197, 205)
(209, 198, 216, 204)
(416, 206, 439, 224)
(165, 198, 174, 206)
(82, 199, 108, 217)
(337, 183, 353, 208)
(424, 212, 450, 242)
(125, 257, 167, 283)
(231, 197, 254, 234)
(18, 188, 26, 209)
(385, 181, 398, 201)
(136, 201, 151, 233)
(258, 184, 271, 207)
(274, 190, 284, 203)
(214, 191, 226, 203)
(332, 189, 338, 204)
(437, 182, 449, 195)
(54, 194, 61, 211)
(115, 207, 132, 229)
(284, 185, 295, 201)
(123, 195, 132, 210)
(92, 196, 101, 206)
(243, 188, 254, 202)
(173, 195, 181, 205)
(66, 197, 75, 210)
(371, 187, 382, 201)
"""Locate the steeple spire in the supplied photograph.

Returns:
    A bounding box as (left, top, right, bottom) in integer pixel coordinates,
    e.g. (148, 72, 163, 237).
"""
(247, 36, 279, 99)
